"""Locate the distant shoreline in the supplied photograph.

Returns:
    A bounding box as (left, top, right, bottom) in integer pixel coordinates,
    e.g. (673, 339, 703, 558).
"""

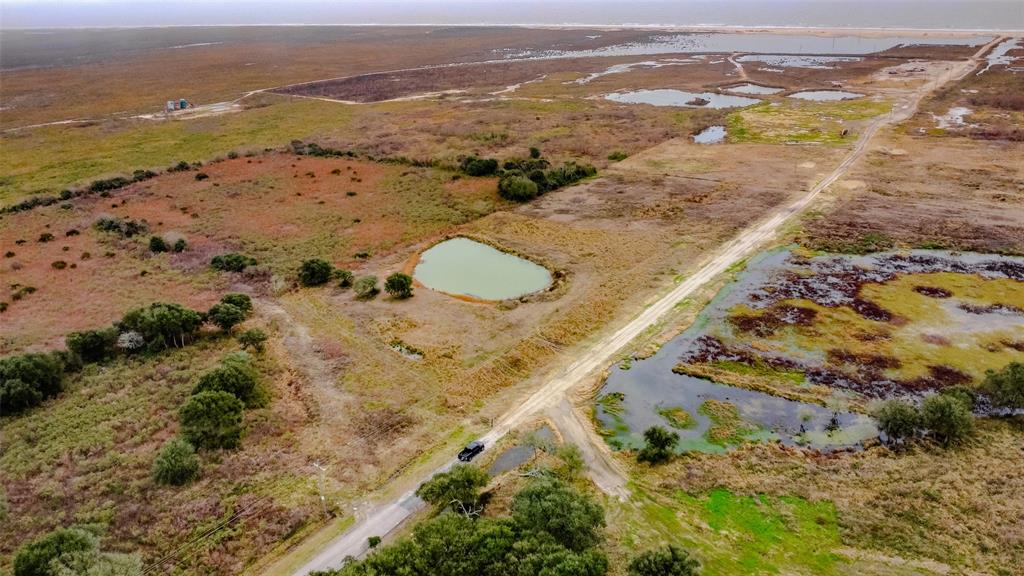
(2, 24, 1022, 36)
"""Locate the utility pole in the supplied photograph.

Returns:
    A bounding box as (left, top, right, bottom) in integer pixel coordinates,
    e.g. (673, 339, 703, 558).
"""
(313, 461, 329, 517)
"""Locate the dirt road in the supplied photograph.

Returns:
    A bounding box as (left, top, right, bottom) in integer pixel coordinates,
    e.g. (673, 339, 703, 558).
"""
(290, 39, 1002, 576)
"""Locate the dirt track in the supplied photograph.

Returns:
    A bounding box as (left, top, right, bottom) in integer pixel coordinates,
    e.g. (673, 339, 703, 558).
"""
(288, 36, 1004, 576)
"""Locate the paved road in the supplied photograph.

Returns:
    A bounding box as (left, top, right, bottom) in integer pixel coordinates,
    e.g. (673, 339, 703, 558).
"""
(291, 39, 1003, 576)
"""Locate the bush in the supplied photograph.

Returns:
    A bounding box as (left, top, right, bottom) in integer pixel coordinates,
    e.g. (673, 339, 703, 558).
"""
(210, 253, 257, 272)
(982, 361, 1024, 409)
(237, 329, 268, 352)
(0, 352, 66, 415)
(195, 172, 209, 181)
(172, 239, 187, 253)
(353, 276, 379, 299)
(152, 437, 200, 486)
(94, 216, 147, 238)
(921, 394, 974, 447)
(415, 464, 490, 511)
(66, 328, 118, 363)
(298, 258, 333, 286)
(608, 151, 628, 161)
(220, 293, 253, 314)
(149, 236, 169, 253)
(384, 273, 414, 299)
(873, 399, 920, 445)
(529, 146, 541, 159)
(939, 385, 976, 410)
(335, 269, 354, 288)
(38, 232, 55, 243)
(192, 353, 262, 407)
(13, 526, 97, 576)
(118, 302, 203, 350)
(207, 303, 246, 332)
(498, 175, 540, 202)
(629, 545, 700, 576)
(460, 156, 499, 176)
(50, 260, 67, 270)
(179, 391, 244, 450)
(637, 425, 679, 464)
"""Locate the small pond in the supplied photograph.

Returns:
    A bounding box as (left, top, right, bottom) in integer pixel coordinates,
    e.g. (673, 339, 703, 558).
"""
(488, 426, 555, 476)
(788, 90, 865, 101)
(737, 54, 862, 69)
(413, 237, 552, 301)
(724, 83, 784, 95)
(606, 89, 760, 109)
(692, 125, 727, 144)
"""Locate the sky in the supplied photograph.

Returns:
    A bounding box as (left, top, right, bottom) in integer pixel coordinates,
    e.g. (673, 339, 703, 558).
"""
(2, 0, 1023, 30)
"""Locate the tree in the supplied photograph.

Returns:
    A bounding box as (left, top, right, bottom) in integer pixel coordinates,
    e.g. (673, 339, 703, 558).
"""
(637, 425, 679, 464)
(384, 273, 414, 299)
(353, 276, 379, 300)
(192, 353, 262, 407)
(415, 464, 489, 512)
(921, 394, 974, 447)
(335, 269, 354, 288)
(149, 236, 168, 253)
(210, 253, 256, 272)
(498, 175, 540, 202)
(220, 293, 253, 314)
(237, 329, 268, 352)
(982, 361, 1024, 409)
(0, 378, 44, 414)
(207, 303, 246, 332)
(460, 156, 499, 176)
(873, 399, 920, 445)
(1, 352, 65, 414)
(66, 328, 118, 363)
(118, 303, 203, 350)
(511, 478, 605, 551)
(13, 526, 97, 576)
(628, 545, 700, 576)
(179, 391, 244, 450)
(152, 437, 200, 486)
(299, 259, 333, 286)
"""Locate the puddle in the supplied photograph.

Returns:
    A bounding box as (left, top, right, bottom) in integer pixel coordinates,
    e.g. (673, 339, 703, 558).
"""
(572, 59, 695, 84)
(788, 90, 865, 101)
(596, 364, 876, 454)
(606, 89, 760, 109)
(692, 125, 727, 144)
(413, 237, 552, 301)
(488, 426, 554, 475)
(737, 54, 862, 69)
(501, 33, 989, 60)
(724, 83, 784, 95)
(932, 106, 974, 129)
(978, 37, 1022, 75)
(389, 341, 423, 360)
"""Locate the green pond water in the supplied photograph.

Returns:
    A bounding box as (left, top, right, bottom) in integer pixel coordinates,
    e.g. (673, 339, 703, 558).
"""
(413, 237, 552, 300)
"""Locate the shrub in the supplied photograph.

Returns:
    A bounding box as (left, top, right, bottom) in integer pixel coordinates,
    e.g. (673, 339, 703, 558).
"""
(207, 302, 246, 332)
(367, 536, 381, 549)
(498, 175, 540, 202)
(167, 160, 191, 172)
(38, 232, 55, 243)
(94, 216, 147, 238)
(152, 437, 200, 486)
(173, 239, 187, 253)
(117, 302, 203, 350)
(66, 328, 118, 363)
(210, 253, 257, 272)
(149, 236, 169, 253)
(179, 391, 244, 450)
(237, 329, 268, 352)
(220, 293, 253, 314)
(608, 151, 628, 161)
(13, 526, 97, 576)
(384, 273, 414, 299)
(529, 146, 541, 159)
(298, 258, 333, 286)
(982, 361, 1024, 409)
(939, 385, 976, 410)
(195, 172, 209, 181)
(334, 269, 354, 288)
(51, 260, 67, 270)
(116, 331, 145, 352)
(873, 399, 920, 445)
(0, 352, 65, 415)
(0, 379, 44, 415)
(921, 394, 974, 447)
(637, 425, 678, 464)
(192, 353, 262, 407)
(353, 276, 379, 299)
(628, 545, 700, 576)
(415, 464, 490, 511)
(461, 156, 499, 176)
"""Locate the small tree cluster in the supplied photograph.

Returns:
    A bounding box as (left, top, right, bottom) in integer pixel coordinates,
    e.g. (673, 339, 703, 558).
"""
(93, 216, 148, 238)
(459, 156, 499, 176)
(497, 153, 596, 203)
(237, 328, 268, 352)
(118, 302, 203, 350)
(177, 352, 263, 452)
(982, 361, 1024, 409)
(13, 525, 142, 576)
(207, 293, 253, 332)
(210, 252, 257, 273)
(637, 425, 679, 464)
(415, 464, 489, 513)
(192, 352, 264, 407)
(873, 390, 975, 448)
(628, 545, 701, 576)
(0, 352, 66, 415)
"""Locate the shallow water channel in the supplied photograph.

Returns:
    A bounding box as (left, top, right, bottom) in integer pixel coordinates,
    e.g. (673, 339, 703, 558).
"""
(413, 237, 551, 300)
(692, 125, 727, 144)
(724, 83, 784, 95)
(788, 90, 864, 101)
(606, 89, 760, 109)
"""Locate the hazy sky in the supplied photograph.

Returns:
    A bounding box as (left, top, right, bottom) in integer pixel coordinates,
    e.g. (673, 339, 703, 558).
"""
(2, 0, 1023, 30)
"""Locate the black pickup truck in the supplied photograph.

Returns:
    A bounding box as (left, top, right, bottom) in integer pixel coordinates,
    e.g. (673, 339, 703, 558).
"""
(457, 440, 485, 462)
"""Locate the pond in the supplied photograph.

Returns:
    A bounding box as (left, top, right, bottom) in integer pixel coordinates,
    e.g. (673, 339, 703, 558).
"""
(724, 83, 784, 95)
(692, 125, 727, 144)
(788, 90, 865, 101)
(413, 237, 552, 301)
(606, 89, 760, 109)
(737, 54, 862, 69)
